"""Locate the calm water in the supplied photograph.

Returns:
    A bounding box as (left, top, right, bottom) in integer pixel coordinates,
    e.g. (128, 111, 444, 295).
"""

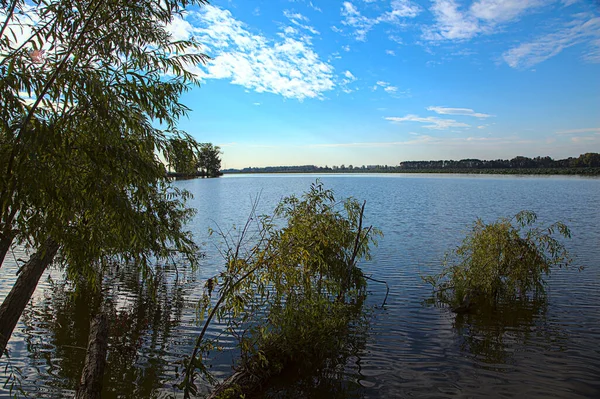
(1, 174, 599, 398)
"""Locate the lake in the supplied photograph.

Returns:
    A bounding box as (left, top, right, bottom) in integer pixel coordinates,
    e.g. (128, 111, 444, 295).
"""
(1, 174, 599, 398)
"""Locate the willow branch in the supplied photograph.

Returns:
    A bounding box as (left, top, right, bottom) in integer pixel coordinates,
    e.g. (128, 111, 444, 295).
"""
(0, 0, 19, 41)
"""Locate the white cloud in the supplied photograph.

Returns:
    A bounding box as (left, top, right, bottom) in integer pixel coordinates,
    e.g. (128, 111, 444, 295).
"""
(289, 0, 323, 12)
(283, 10, 309, 22)
(502, 15, 600, 68)
(423, 0, 480, 41)
(371, 80, 405, 96)
(470, 0, 546, 24)
(386, 49, 396, 56)
(340, 70, 358, 93)
(389, 35, 404, 44)
(571, 136, 599, 143)
(309, 2, 323, 12)
(386, 114, 471, 129)
(423, 0, 547, 42)
(171, 6, 334, 100)
(166, 14, 196, 41)
(344, 70, 357, 80)
(583, 38, 600, 63)
(381, 0, 421, 23)
(422, 1, 600, 66)
(342, 44, 351, 51)
(427, 106, 492, 118)
(562, 0, 579, 6)
(340, 0, 420, 41)
(341, 2, 379, 41)
(284, 10, 320, 35)
(556, 127, 600, 134)
(305, 134, 535, 148)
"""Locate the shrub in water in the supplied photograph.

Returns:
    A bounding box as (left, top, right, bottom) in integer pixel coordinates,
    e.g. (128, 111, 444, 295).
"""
(424, 210, 573, 312)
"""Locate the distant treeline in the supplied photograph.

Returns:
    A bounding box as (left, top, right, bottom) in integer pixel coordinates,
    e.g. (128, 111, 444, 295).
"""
(223, 153, 600, 176)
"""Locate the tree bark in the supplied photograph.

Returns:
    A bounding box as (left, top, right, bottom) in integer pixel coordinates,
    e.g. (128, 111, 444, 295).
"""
(0, 231, 14, 268)
(0, 238, 58, 357)
(75, 313, 109, 399)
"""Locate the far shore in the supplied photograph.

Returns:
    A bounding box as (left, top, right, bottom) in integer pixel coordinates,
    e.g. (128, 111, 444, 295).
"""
(222, 167, 600, 176)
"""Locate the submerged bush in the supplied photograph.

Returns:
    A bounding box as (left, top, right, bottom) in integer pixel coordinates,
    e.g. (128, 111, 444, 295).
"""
(424, 210, 573, 312)
(181, 182, 380, 398)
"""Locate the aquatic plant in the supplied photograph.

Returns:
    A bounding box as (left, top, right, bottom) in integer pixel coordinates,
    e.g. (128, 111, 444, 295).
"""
(424, 210, 574, 312)
(180, 181, 381, 398)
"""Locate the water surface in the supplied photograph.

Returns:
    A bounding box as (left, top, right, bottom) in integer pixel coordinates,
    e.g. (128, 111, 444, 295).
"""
(1, 174, 599, 398)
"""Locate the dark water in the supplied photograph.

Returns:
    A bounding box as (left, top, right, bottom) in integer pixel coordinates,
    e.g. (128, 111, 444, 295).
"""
(1, 174, 599, 398)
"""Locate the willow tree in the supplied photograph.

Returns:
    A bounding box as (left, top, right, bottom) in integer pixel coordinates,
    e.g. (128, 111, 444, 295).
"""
(0, 0, 208, 356)
(167, 135, 200, 176)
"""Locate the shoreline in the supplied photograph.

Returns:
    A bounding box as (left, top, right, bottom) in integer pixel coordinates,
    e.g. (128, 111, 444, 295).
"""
(222, 167, 600, 177)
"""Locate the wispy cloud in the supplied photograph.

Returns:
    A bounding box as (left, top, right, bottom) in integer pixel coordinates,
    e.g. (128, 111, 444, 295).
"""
(170, 6, 335, 100)
(423, 0, 547, 42)
(380, 0, 421, 23)
(341, 2, 379, 41)
(556, 127, 600, 134)
(385, 115, 471, 129)
(427, 106, 492, 118)
(288, 0, 322, 12)
(340, 0, 420, 41)
(423, 0, 481, 41)
(561, 0, 580, 7)
(470, 0, 546, 24)
(340, 70, 358, 93)
(344, 70, 357, 81)
(284, 10, 320, 35)
(306, 135, 537, 148)
(570, 136, 600, 143)
(372, 80, 404, 96)
(503, 15, 600, 68)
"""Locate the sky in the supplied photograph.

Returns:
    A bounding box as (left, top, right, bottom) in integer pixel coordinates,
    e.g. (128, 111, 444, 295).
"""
(171, 0, 599, 169)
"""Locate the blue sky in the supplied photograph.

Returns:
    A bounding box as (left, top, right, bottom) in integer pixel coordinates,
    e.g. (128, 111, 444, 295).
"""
(167, 0, 600, 169)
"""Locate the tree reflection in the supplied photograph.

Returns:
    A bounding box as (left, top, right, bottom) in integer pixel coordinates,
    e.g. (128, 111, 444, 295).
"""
(19, 263, 194, 398)
(452, 294, 567, 366)
(253, 317, 369, 399)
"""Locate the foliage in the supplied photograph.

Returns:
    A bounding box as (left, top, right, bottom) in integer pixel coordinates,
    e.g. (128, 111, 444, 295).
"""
(223, 153, 600, 176)
(197, 143, 222, 178)
(166, 135, 200, 176)
(424, 211, 573, 312)
(166, 137, 222, 178)
(181, 181, 381, 398)
(0, 0, 209, 364)
(0, 0, 208, 273)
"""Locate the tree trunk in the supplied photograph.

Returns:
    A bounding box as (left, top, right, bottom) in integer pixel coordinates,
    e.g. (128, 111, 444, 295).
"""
(75, 313, 109, 399)
(0, 238, 58, 357)
(0, 230, 15, 268)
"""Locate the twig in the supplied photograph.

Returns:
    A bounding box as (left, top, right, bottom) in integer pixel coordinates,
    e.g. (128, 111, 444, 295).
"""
(364, 275, 389, 307)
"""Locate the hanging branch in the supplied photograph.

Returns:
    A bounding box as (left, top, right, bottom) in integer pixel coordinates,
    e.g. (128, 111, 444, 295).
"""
(0, 0, 18, 41)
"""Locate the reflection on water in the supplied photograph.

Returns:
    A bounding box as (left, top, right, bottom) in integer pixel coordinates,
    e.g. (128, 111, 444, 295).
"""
(258, 313, 370, 399)
(11, 264, 197, 398)
(452, 295, 567, 366)
(1, 174, 600, 398)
